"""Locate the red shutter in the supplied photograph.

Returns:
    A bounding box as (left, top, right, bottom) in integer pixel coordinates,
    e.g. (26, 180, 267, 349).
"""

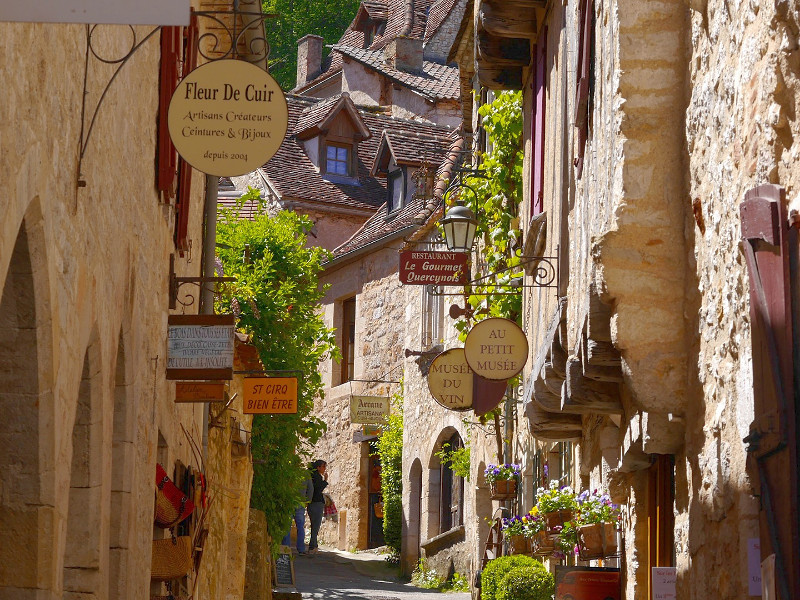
(574, 0, 593, 179)
(740, 184, 800, 600)
(157, 26, 182, 199)
(174, 13, 198, 253)
(531, 30, 547, 216)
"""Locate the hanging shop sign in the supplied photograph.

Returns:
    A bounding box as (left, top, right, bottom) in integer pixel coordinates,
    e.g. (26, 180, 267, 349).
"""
(243, 377, 298, 414)
(399, 250, 468, 285)
(350, 395, 390, 424)
(168, 59, 288, 177)
(175, 381, 226, 403)
(428, 348, 473, 411)
(554, 566, 620, 600)
(0, 0, 189, 25)
(463, 317, 529, 381)
(167, 315, 235, 380)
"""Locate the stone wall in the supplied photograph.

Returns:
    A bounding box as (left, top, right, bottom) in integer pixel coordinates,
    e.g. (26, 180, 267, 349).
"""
(0, 15, 208, 600)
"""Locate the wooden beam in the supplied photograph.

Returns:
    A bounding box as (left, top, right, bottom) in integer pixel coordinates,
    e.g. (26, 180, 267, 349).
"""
(479, 1, 539, 38)
(562, 358, 623, 415)
(477, 31, 531, 67)
(476, 65, 522, 90)
(533, 374, 562, 413)
(550, 335, 567, 378)
(525, 399, 582, 443)
(580, 327, 623, 382)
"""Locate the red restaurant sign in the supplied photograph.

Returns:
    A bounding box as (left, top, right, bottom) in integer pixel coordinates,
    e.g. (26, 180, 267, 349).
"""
(399, 251, 468, 285)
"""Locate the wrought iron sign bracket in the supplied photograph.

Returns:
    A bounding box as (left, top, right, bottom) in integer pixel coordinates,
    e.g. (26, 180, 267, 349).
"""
(76, 3, 277, 187)
(426, 252, 559, 296)
(169, 254, 235, 310)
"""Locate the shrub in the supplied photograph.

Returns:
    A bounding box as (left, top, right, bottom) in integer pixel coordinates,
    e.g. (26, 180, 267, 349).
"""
(480, 555, 543, 600)
(497, 565, 554, 600)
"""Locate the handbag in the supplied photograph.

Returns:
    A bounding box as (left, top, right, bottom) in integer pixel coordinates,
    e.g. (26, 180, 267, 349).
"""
(155, 463, 195, 528)
(151, 535, 193, 581)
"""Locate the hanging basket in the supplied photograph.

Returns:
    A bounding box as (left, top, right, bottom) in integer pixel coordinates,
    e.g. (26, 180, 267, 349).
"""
(489, 479, 517, 500)
(507, 534, 529, 555)
(151, 536, 193, 581)
(531, 530, 555, 556)
(577, 522, 618, 560)
(544, 509, 574, 536)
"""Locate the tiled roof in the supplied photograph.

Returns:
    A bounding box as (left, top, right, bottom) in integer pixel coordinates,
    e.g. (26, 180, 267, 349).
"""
(384, 129, 452, 164)
(332, 44, 459, 100)
(424, 0, 458, 43)
(260, 94, 456, 214)
(293, 95, 342, 135)
(362, 1, 388, 21)
(217, 195, 265, 220)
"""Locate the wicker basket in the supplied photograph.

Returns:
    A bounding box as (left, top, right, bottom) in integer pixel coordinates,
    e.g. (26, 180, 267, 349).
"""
(151, 536, 193, 581)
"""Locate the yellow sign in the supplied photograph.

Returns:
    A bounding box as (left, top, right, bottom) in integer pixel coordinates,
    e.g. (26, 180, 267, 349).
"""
(350, 395, 390, 424)
(243, 377, 298, 414)
(463, 317, 529, 381)
(427, 348, 473, 411)
(168, 59, 288, 176)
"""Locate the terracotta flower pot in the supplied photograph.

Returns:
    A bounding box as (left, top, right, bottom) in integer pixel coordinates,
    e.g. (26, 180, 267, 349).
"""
(577, 522, 618, 559)
(508, 534, 528, 555)
(544, 509, 574, 535)
(531, 530, 555, 556)
(490, 479, 517, 500)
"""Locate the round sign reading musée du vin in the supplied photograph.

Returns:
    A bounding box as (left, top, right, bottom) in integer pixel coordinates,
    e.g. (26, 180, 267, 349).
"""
(464, 317, 529, 381)
(168, 59, 288, 177)
(427, 348, 473, 412)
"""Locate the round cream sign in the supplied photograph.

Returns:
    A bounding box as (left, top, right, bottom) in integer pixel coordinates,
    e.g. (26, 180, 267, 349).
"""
(427, 348, 473, 412)
(168, 59, 288, 177)
(463, 317, 529, 381)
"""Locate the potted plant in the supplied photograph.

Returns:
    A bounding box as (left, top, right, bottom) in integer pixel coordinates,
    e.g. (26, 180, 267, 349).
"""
(501, 515, 529, 555)
(524, 507, 553, 556)
(534, 481, 578, 535)
(575, 490, 621, 559)
(485, 464, 522, 500)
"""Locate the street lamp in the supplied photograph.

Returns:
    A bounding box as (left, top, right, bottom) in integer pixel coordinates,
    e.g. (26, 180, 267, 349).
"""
(440, 201, 478, 252)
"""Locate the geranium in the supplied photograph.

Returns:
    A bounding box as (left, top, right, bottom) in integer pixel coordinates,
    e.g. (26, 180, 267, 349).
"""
(576, 489, 621, 525)
(534, 480, 578, 513)
(484, 463, 522, 484)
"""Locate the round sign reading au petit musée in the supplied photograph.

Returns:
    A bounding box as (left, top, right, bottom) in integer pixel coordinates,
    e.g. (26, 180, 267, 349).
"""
(168, 59, 288, 177)
(464, 317, 529, 381)
(427, 348, 473, 411)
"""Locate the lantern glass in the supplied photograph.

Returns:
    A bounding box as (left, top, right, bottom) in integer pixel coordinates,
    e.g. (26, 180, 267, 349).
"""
(440, 204, 478, 252)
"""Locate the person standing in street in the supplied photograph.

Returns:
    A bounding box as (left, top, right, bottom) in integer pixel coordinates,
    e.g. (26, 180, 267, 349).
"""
(282, 473, 313, 554)
(307, 459, 328, 554)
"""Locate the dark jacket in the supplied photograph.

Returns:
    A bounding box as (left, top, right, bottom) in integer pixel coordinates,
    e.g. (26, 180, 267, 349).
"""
(310, 469, 328, 503)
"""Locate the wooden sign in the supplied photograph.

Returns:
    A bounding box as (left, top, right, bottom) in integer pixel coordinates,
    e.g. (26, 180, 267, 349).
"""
(428, 348, 473, 411)
(399, 250, 468, 285)
(464, 317, 529, 381)
(167, 314, 235, 380)
(175, 382, 226, 403)
(555, 566, 620, 600)
(350, 395, 390, 424)
(242, 378, 298, 414)
(273, 547, 295, 587)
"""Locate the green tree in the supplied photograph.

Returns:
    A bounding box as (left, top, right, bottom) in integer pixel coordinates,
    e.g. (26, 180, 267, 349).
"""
(375, 390, 403, 553)
(215, 190, 338, 550)
(263, 0, 361, 90)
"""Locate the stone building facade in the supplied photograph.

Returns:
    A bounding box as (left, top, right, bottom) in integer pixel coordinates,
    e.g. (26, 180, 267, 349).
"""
(0, 3, 266, 599)
(449, 0, 800, 598)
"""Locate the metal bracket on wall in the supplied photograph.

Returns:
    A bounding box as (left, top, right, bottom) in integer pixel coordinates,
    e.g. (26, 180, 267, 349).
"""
(169, 253, 235, 310)
(76, 2, 277, 187)
(426, 253, 559, 296)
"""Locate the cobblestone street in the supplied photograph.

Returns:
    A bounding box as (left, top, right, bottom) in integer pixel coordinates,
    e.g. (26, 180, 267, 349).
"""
(293, 547, 471, 600)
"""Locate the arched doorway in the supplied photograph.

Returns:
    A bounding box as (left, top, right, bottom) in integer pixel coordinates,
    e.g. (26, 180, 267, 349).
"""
(0, 213, 55, 596)
(406, 458, 423, 572)
(427, 427, 465, 539)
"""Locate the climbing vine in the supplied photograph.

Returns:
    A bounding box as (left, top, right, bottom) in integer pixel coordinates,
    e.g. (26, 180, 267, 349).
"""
(449, 91, 524, 338)
(215, 189, 339, 551)
(375, 389, 403, 554)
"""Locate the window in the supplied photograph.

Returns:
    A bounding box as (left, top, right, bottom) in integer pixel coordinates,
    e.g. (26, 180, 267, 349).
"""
(574, 0, 595, 179)
(531, 32, 547, 216)
(340, 298, 356, 383)
(326, 143, 351, 176)
(440, 432, 465, 532)
(387, 169, 404, 212)
(421, 280, 443, 347)
(557, 441, 573, 487)
(647, 455, 675, 593)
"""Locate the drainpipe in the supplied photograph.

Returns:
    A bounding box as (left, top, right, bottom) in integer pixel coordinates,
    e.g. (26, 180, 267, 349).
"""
(200, 173, 219, 459)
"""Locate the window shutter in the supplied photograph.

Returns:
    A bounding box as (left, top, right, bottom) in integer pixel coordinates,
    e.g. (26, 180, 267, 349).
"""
(532, 30, 547, 216)
(574, 0, 593, 179)
(174, 13, 198, 253)
(157, 26, 181, 199)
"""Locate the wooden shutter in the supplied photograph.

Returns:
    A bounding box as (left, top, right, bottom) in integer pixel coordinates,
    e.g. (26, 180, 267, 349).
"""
(740, 184, 800, 600)
(174, 14, 198, 253)
(574, 0, 593, 179)
(531, 30, 547, 216)
(157, 26, 182, 200)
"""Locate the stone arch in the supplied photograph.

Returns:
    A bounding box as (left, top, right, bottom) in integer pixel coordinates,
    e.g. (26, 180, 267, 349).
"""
(108, 330, 135, 599)
(63, 331, 104, 598)
(0, 203, 57, 597)
(406, 458, 423, 570)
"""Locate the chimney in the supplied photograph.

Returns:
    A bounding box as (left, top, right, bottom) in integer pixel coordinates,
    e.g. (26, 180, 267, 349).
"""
(296, 35, 324, 89)
(384, 36, 423, 72)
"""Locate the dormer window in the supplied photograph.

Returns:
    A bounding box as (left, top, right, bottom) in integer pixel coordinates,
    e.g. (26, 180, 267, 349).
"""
(326, 143, 352, 176)
(387, 168, 404, 212)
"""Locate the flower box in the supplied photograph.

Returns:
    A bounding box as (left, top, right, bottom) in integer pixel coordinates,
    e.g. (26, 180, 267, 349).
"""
(530, 530, 555, 557)
(490, 478, 518, 500)
(544, 509, 574, 535)
(577, 522, 618, 560)
(507, 534, 529, 555)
